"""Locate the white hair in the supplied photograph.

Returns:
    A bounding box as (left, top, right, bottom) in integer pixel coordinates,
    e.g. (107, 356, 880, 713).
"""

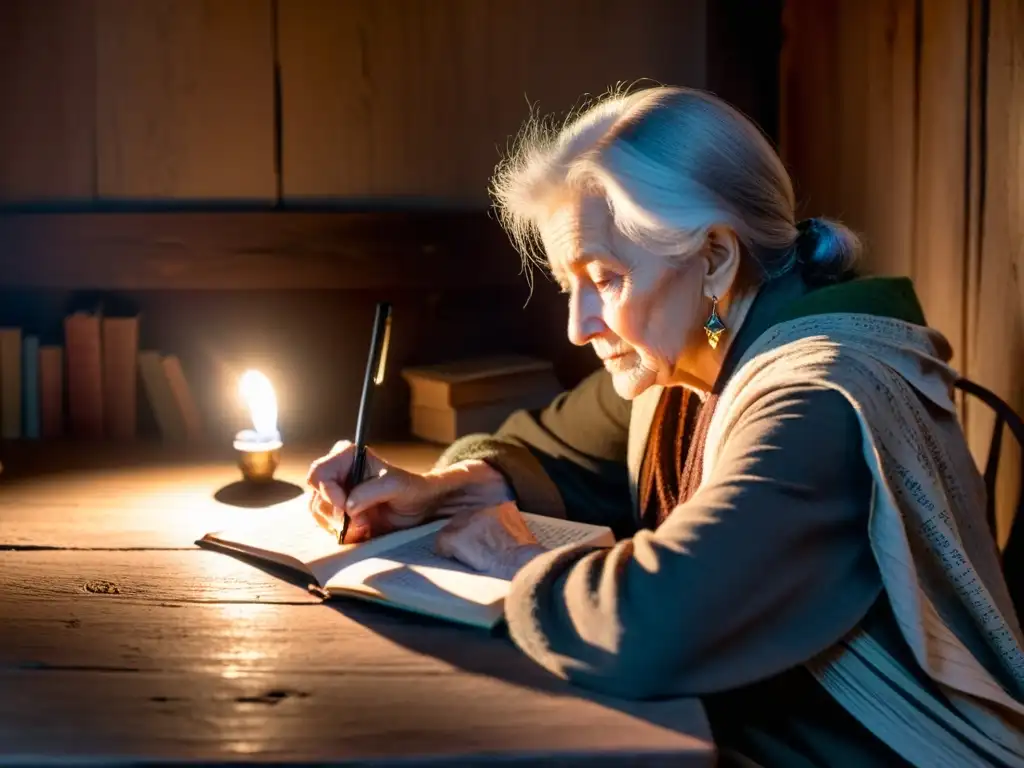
(490, 85, 860, 289)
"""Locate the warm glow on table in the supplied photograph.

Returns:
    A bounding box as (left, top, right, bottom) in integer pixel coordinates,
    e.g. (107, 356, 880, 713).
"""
(0, 441, 714, 764)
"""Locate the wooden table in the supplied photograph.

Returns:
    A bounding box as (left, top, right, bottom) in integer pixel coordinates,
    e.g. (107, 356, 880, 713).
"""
(0, 440, 715, 766)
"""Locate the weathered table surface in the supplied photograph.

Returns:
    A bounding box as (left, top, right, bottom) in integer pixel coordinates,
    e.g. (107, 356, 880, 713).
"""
(0, 440, 715, 766)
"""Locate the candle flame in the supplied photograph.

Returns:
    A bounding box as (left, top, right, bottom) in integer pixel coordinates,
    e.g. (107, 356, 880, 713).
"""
(239, 369, 278, 440)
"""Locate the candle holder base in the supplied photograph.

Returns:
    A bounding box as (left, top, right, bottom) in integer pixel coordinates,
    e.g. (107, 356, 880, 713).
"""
(237, 447, 281, 483)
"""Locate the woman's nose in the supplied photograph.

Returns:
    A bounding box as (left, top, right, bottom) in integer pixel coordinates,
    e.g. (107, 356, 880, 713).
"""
(567, 286, 602, 346)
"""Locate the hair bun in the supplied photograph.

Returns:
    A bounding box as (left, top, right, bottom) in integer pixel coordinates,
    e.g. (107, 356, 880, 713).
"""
(796, 217, 817, 237)
(794, 216, 861, 285)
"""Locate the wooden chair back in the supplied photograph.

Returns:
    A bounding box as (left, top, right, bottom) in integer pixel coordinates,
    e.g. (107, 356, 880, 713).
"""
(954, 378, 1024, 616)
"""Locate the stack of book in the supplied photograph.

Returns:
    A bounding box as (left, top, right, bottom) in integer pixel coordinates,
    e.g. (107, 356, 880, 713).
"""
(0, 312, 203, 442)
(401, 355, 562, 444)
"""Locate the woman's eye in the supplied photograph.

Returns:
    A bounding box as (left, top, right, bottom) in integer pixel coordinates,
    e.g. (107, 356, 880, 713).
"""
(592, 272, 619, 290)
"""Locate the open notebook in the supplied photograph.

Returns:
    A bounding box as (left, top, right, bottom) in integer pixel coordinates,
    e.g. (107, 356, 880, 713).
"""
(198, 503, 613, 629)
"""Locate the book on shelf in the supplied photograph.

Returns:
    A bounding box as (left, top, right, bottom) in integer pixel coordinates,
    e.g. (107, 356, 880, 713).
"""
(101, 316, 139, 440)
(21, 335, 39, 440)
(38, 345, 63, 439)
(138, 351, 188, 442)
(199, 502, 613, 630)
(0, 328, 21, 439)
(64, 312, 104, 438)
(161, 354, 203, 442)
(0, 310, 205, 443)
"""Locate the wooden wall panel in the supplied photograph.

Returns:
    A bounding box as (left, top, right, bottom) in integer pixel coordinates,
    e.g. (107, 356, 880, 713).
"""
(277, 0, 708, 206)
(912, 0, 971, 370)
(276, 0, 374, 201)
(967, 0, 1024, 542)
(832, 2, 871, 241)
(94, 0, 277, 200)
(848, 0, 917, 279)
(783, 0, 1024, 542)
(869, 0, 917, 279)
(706, 0, 782, 144)
(0, 0, 96, 202)
(0, 0, 781, 207)
(781, 0, 916, 276)
(783, 0, 967, 364)
(780, 0, 842, 220)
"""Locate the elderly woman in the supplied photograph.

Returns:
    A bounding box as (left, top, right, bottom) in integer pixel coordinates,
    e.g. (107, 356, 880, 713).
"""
(307, 87, 1024, 766)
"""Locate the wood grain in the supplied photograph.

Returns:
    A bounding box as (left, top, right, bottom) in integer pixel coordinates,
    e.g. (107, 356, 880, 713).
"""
(277, 0, 375, 200)
(0, 0, 96, 201)
(878, 0, 917, 278)
(913, 0, 970, 371)
(0, 210, 522, 290)
(965, 0, 1024, 544)
(854, 0, 916, 276)
(0, 586, 714, 765)
(277, 0, 708, 205)
(94, 0, 276, 200)
(781, 0, 917, 276)
(780, 0, 1024, 544)
(0, 549, 318, 607)
(0, 1, 782, 209)
(784, 0, 973, 355)
(833, 2, 871, 237)
(0, 442, 442, 549)
(0, 667, 711, 764)
(780, 0, 841, 219)
(0, 449, 714, 764)
(962, 0, 992, 485)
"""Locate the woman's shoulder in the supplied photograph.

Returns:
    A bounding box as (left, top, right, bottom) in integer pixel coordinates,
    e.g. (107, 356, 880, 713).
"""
(725, 381, 861, 454)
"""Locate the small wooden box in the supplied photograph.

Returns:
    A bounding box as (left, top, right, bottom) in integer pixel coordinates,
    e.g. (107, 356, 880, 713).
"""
(402, 355, 562, 443)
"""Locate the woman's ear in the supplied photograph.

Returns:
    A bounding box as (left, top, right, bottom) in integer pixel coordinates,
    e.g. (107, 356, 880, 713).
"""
(702, 225, 743, 300)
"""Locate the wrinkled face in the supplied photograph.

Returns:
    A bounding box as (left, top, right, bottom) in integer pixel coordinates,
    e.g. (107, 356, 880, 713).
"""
(540, 195, 709, 399)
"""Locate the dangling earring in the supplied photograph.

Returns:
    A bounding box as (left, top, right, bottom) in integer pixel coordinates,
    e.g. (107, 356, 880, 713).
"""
(704, 295, 727, 350)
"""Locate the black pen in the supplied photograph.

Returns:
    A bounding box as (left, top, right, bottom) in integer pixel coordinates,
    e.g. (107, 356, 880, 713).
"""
(338, 301, 393, 544)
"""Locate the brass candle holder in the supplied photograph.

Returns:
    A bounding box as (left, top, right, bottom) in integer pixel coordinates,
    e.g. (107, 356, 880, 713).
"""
(233, 432, 283, 484)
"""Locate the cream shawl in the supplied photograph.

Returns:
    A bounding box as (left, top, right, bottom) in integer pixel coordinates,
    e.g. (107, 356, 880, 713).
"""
(702, 313, 1024, 767)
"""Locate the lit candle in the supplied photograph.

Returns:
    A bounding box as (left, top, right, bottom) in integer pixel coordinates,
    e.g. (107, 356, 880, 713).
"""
(234, 370, 282, 482)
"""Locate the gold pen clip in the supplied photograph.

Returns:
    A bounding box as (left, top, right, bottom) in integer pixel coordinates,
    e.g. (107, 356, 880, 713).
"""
(374, 311, 392, 385)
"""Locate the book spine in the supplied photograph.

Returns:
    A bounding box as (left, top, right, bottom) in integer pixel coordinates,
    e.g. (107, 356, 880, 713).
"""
(0, 328, 22, 439)
(21, 335, 40, 439)
(161, 355, 203, 442)
(64, 313, 104, 438)
(39, 346, 64, 439)
(101, 316, 139, 439)
(138, 350, 186, 442)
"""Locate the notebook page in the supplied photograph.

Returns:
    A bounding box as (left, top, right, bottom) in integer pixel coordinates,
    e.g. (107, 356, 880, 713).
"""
(326, 512, 612, 608)
(331, 531, 509, 607)
(201, 499, 349, 570)
(523, 514, 614, 549)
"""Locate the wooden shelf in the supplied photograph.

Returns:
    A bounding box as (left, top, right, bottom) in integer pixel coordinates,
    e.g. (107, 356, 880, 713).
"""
(0, 210, 522, 291)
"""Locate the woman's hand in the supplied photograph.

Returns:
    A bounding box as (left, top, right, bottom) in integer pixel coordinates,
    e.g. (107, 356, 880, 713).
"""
(434, 502, 547, 580)
(306, 440, 513, 544)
